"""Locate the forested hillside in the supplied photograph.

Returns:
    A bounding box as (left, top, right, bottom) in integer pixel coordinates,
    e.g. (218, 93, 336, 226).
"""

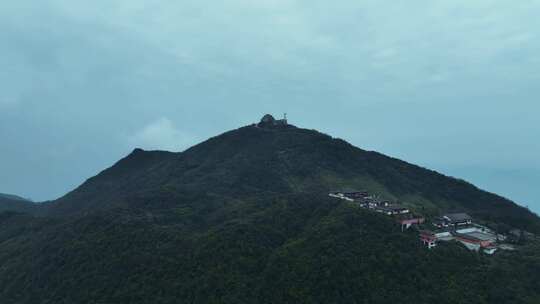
(1, 195, 539, 303)
(48, 123, 540, 233)
(1, 120, 539, 303)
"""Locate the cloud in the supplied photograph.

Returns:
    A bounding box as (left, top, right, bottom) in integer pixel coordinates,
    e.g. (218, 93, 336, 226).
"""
(129, 118, 194, 152)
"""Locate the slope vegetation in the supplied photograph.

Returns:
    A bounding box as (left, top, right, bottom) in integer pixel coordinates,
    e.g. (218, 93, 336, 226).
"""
(1, 195, 539, 303)
(1, 122, 539, 303)
(49, 124, 540, 232)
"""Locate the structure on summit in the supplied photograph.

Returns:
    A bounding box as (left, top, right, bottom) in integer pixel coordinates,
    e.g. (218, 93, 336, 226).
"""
(257, 114, 288, 128)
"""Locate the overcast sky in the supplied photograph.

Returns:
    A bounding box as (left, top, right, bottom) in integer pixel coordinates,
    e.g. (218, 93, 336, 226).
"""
(1, 1, 539, 213)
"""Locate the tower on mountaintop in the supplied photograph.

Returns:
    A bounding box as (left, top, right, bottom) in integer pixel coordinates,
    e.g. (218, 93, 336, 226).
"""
(257, 114, 288, 128)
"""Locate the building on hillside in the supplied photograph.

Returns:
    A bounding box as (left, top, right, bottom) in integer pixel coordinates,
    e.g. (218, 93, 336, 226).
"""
(432, 217, 448, 228)
(366, 200, 387, 209)
(329, 190, 371, 202)
(358, 200, 371, 208)
(420, 230, 438, 249)
(445, 213, 472, 226)
(375, 204, 410, 216)
(419, 228, 458, 249)
(328, 192, 354, 202)
(433, 213, 472, 228)
(455, 226, 480, 234)
(420, 228, 499, 253)
(455, 226, 498, 242)
(433, 230, 454, 241)
(454, 232, 494, 252)
(396, 215, 425, 231)
(344, 190, 369, 200)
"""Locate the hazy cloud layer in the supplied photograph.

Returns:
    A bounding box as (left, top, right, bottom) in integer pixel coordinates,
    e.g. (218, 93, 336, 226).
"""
(0, 1, 539, 211)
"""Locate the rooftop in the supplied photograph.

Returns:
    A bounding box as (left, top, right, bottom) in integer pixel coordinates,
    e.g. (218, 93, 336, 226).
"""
(462, 231, 497, 242)
(444, 213, 472, 222)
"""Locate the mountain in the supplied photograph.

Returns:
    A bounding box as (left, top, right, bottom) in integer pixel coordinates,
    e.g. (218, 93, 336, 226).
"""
(0, 193, 34, 213)
(1, 117, 539, 303)
(48, 121, 540, 232)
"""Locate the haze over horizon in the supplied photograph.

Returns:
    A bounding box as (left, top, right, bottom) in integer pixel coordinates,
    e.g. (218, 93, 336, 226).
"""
(1, 1, 539, 213)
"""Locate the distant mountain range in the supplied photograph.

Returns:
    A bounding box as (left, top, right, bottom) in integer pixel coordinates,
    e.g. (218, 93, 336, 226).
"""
(1, 115, 539, 303)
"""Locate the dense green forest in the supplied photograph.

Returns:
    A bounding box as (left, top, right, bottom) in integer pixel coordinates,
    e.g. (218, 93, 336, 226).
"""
(1, 122, 539, 303)
(1, 196, 539, 303)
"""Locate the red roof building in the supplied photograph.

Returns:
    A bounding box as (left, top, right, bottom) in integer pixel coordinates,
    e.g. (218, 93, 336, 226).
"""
(420, 230, 437, 249)
(397, 215, 425, 231)
(454, 233, 493, 251)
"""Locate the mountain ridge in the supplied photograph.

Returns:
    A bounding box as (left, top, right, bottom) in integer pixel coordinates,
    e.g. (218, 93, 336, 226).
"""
(42, 122, 540, 232)
(0, 193, 35, 213)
